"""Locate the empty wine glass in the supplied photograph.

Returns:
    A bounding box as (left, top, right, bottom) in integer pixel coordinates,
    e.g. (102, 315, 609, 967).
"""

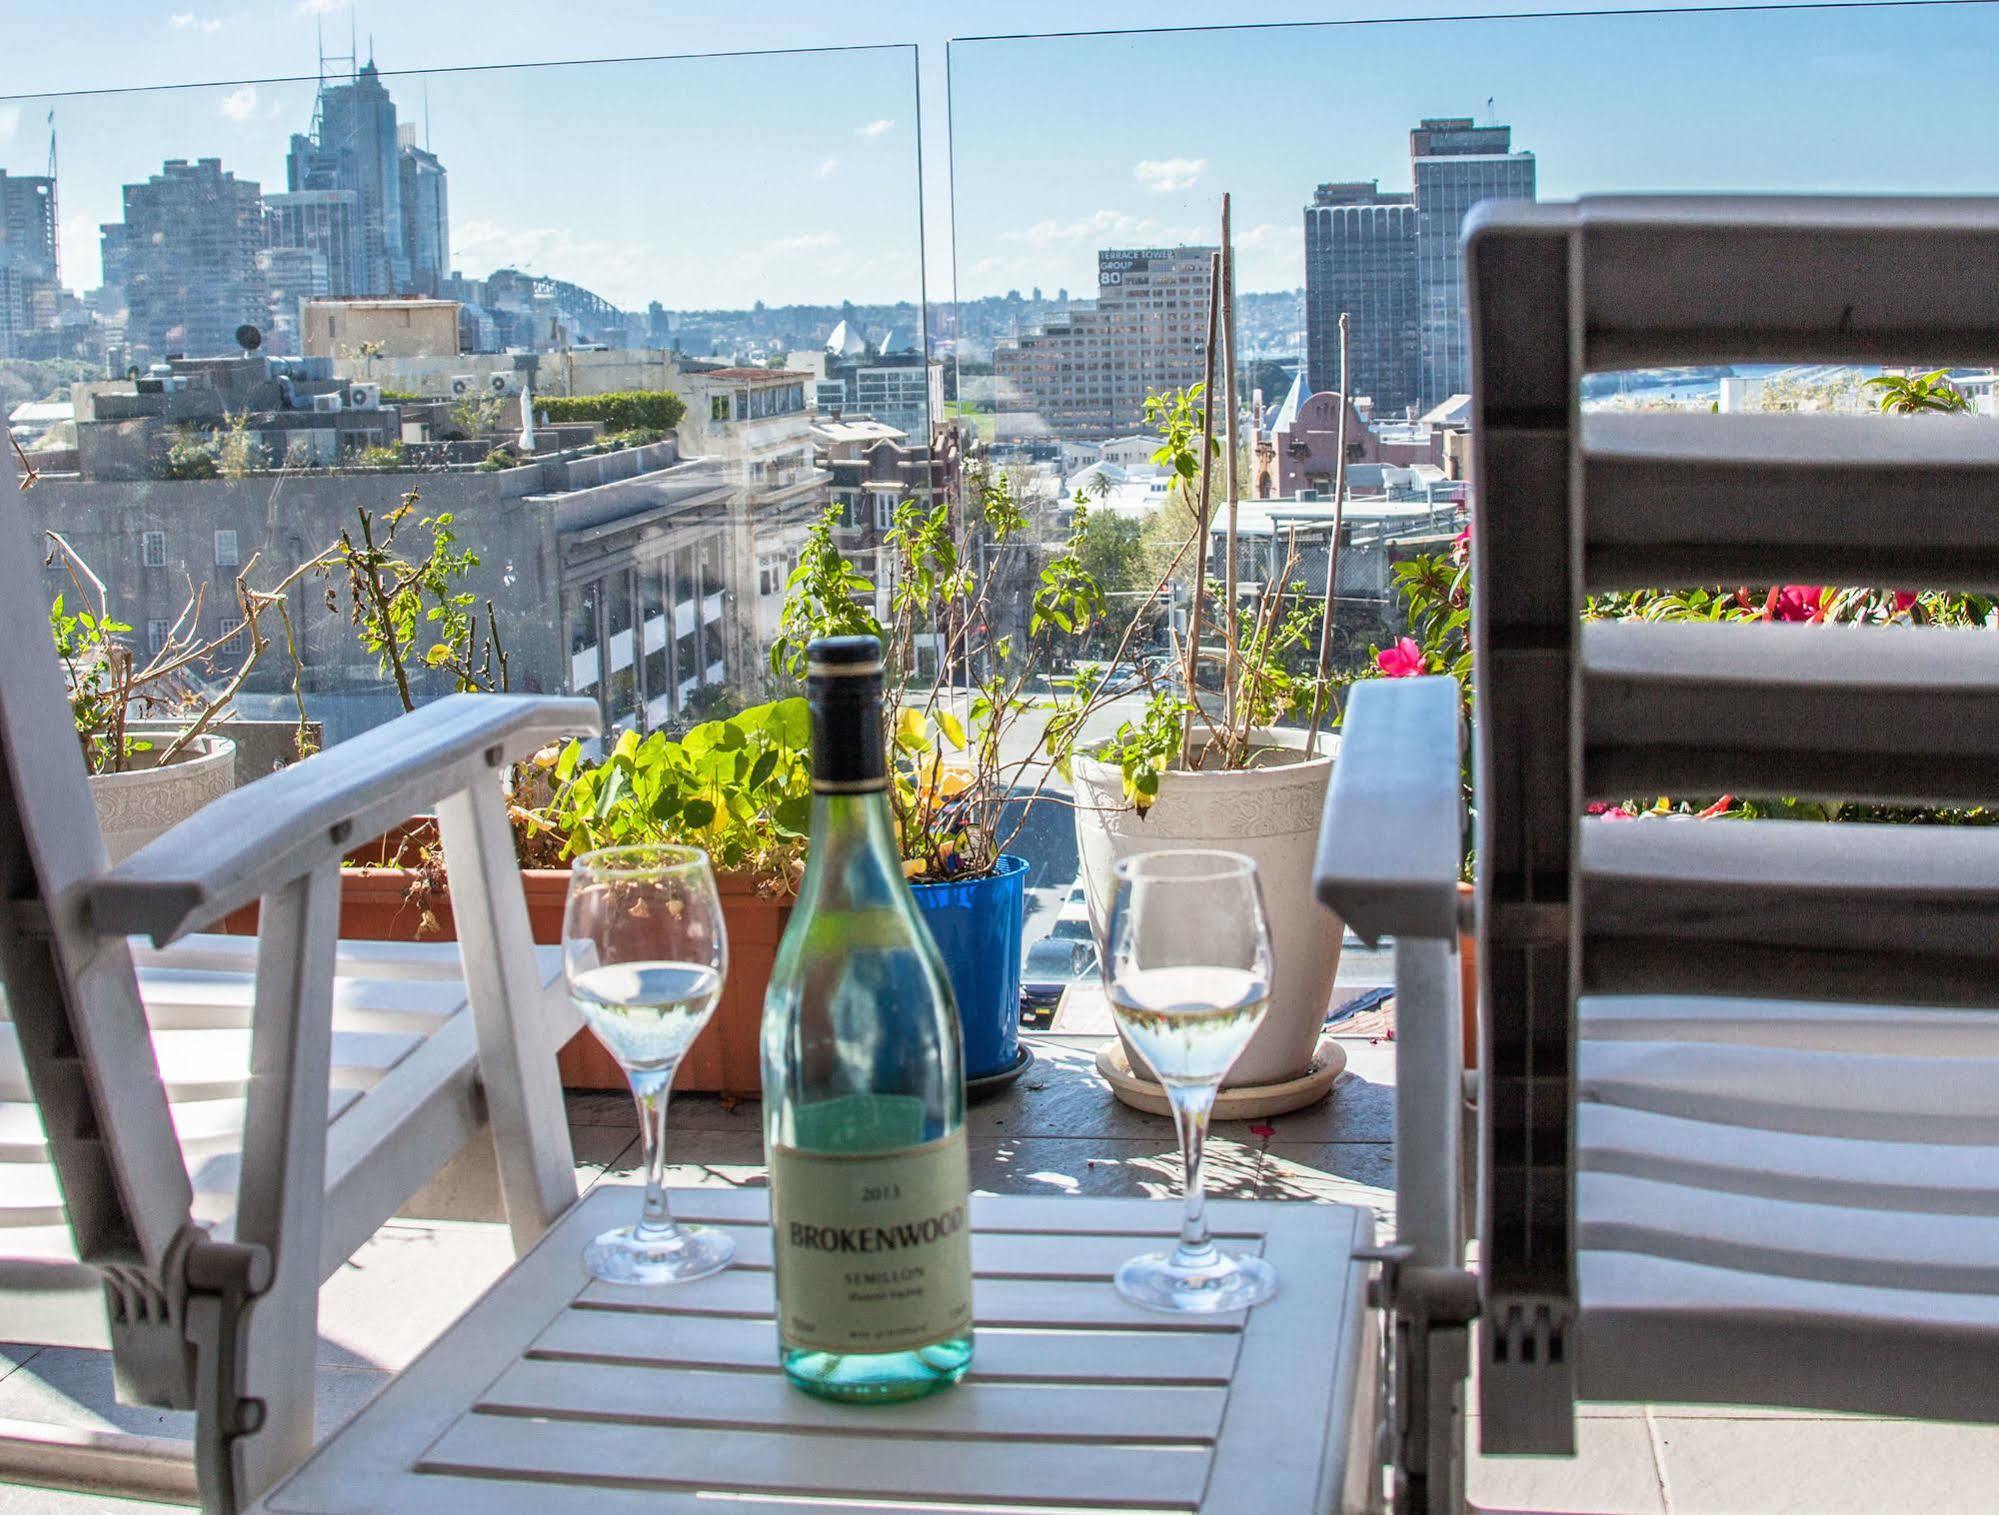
(563, 844, 734, 1285)
(1103, 849, 1278, 1313)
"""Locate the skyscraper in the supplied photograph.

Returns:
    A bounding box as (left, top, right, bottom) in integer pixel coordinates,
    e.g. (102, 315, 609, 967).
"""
(287, 61, 407, 294)
(112, 158, 267, 361)
(396, 124, 450, 295)
(1410, 117, 1535, 410)
(0, 170, 58, 358)
(994, 245, 1218, 440)
(1303, 181, 1419, 415)
(265, 188, 364, 296)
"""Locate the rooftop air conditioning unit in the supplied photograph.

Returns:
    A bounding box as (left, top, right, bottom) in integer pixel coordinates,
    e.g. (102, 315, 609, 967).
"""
(449, 374, 478, 397)
(345, 383, 381, 410)
(311, 393, 343, 414)
(488, 372, 522, 397)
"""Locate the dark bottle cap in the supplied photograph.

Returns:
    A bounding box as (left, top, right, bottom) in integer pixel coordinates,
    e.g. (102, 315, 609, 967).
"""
(807, 635, 887, 793)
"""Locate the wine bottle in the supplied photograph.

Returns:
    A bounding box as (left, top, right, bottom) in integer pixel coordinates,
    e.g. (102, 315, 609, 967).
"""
(761, 634, 974, 1402)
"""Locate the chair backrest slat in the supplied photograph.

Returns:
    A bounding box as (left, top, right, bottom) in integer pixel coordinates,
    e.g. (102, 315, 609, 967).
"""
(0, 443, 194, 1275)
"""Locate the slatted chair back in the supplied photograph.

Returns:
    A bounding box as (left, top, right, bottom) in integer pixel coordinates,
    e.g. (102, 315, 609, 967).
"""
(1464, 196, 1999, 1452)
(0, 440, 205, 1402)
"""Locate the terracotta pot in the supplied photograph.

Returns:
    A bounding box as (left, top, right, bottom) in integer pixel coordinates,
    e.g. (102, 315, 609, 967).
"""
(88, 735, 236, 865)
(1072, 745, 1340, 1090)
(224, 837, 788, 1094)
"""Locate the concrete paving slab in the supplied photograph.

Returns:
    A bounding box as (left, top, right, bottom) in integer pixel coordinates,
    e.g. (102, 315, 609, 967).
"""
(1652, 1414, 1999, 1513)
(1469, 1415, 1668, 1514)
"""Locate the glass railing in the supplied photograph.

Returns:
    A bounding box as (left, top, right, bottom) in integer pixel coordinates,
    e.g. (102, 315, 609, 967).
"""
(8, 44, 929, 750)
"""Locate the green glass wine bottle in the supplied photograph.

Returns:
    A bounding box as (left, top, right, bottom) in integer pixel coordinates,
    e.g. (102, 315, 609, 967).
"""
(761, 634, 973, 1402)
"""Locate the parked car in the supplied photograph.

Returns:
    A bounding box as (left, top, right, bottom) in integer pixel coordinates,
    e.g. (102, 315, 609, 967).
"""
(1021, 933, 1097, 1019)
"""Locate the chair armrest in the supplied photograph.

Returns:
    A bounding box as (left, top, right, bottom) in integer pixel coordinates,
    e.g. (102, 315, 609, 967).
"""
(1314, 675, 1463, 944)
(89, 693, 601, 945)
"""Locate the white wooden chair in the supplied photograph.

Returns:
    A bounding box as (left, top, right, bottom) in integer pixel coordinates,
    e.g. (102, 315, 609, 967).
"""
(0, 441, 601, 1510)
(1318, 195, 1999, 1515)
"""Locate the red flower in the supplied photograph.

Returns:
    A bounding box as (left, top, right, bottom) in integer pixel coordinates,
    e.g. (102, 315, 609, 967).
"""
(1765, 585, 1829, 623)
(1893, 590, 1919, 615)
(1376, 637, 1428, 678)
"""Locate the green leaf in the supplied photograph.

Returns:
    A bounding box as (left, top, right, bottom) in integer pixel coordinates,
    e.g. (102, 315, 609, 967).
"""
(774, 794, 813, 835)
(554, 740, 581, 782)
(936, 709, 967, 750)
(747, 747, 779, 791)
(680, 797, 716, 828)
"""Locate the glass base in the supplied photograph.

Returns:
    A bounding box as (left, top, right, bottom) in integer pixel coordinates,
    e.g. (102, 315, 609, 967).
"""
(1114, 1247, 1277, 1314)
(781, 1336, 973, 1402)
(583, 1221, 734, 1285)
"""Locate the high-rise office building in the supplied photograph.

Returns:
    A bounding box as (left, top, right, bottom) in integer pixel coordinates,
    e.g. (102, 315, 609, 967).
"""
(0, 170, 58, 358)
(397, 122, 450, 295)
(1303, 181, 1419, 415)
(288, 61, 408, 294)
(994, 245, 1218, 440)
(1410, 117, 1535, 410)
(265, 189, 364, 297)
(111, 158, 267, 361)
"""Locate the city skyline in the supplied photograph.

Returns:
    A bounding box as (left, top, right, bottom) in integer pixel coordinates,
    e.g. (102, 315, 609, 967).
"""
(4, 3, 1998, 320)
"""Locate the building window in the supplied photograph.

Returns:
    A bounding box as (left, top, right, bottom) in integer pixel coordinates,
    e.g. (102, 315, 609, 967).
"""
(874, 492, 895, 530)
(141, 531, 167, 569)
(147, 619, 170, 656)
(214, 529, 239, 568)
(710, 395, 731, 423)
(217, 618, 246, 654)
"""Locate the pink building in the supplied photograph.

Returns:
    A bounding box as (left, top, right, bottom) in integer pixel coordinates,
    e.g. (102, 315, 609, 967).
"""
(1257, 368, 1449, 498)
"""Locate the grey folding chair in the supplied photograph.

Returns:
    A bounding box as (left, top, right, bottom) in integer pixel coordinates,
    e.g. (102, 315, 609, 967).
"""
(1320, 195, 1999, 1515)
(0, 436, 600, 1511)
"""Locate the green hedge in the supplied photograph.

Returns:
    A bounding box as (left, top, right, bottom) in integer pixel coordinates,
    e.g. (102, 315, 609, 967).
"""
(534, 390, 686, 433)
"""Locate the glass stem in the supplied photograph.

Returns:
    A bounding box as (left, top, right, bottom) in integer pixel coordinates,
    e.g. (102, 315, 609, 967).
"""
(632, 1071, 679, 1241)
(1167, 1082, 1221, 1269)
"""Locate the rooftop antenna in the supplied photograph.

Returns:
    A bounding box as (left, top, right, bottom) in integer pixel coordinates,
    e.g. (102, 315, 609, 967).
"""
(424, 80, 431, 150)
(349, 12, 358, 78)
(1486, 95, 1496, 123)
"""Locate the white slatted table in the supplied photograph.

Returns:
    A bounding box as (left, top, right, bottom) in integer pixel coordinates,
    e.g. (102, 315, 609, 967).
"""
(256, 1184, 1376, 1514)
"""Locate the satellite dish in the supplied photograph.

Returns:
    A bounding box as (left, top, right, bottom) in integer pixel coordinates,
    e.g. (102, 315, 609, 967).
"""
(236, 324, 263, 353)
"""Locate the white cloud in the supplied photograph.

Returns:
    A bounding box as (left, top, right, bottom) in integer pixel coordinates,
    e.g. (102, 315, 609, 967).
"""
(0, 106, 19, 141)
(855, 119, 894, 139)
(1134, 156, 1206, 194)
(813, 157, 839, 179)
(172, 9, 222, 26)
(453, 219, 649, 295)
(1234, 222, 1282, 249)
(759, 231, 839, 255)
(296, 0, 347, 13)
(219, 85, 258, 122)
(170, 11, 195, 25)
(1000, 208, 1170, 250)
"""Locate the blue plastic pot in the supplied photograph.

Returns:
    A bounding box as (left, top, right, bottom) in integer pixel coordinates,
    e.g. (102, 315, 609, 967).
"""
(910, 853, 1028, 1082)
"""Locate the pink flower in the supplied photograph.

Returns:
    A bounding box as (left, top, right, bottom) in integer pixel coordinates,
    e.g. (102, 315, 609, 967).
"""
(1587, 802, 1637, 821)
(1376, 637, 1428, 678)
(1765, 585, 1829, 623)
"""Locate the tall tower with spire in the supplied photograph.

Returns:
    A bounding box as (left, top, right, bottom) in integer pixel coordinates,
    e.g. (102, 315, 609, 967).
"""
(286, 52, 409, 294)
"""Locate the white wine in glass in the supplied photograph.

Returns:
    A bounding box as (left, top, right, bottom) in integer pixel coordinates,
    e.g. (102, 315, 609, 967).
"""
(564, 845, 734, 1286)
(1104, 849, 1278, 1314)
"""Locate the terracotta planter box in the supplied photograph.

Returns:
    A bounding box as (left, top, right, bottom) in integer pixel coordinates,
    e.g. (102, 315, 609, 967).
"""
(225, 839, 788, 1094)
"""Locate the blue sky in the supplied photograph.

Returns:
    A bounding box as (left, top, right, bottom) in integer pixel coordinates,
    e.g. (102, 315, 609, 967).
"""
(5, 1, 1998, 308)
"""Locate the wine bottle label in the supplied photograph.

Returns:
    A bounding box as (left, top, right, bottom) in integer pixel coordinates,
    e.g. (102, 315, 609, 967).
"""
(770, 1128, 974, 1356)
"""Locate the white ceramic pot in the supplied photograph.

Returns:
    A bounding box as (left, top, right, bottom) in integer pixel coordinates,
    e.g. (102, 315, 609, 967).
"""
(88, 735, 236, 864)
(1072, 743, 1340, 1089)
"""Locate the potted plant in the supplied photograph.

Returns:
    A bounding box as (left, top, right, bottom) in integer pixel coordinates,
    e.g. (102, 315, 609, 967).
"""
(767, 470, 1090, 1086)
(1060, 199, 1350, 1104)
(44, 529, 321, 863)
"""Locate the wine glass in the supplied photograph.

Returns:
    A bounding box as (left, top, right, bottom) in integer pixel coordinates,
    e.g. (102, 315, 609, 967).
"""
(1103, 848, 1278, 1313)
(563, 844, 735, 1285)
